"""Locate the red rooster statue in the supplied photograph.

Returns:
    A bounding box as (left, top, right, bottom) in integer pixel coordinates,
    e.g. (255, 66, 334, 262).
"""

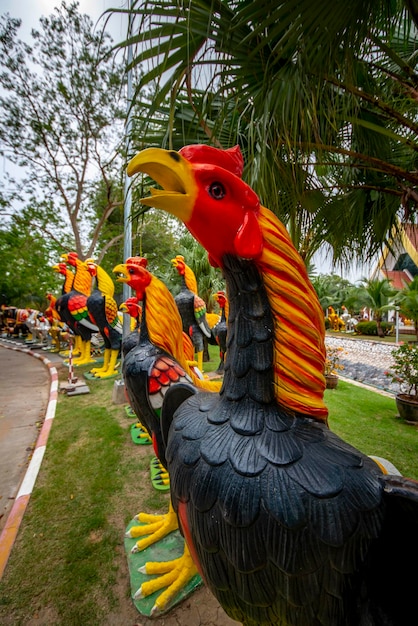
(126, 144, 418, 626)
(113, 256, 221, 613)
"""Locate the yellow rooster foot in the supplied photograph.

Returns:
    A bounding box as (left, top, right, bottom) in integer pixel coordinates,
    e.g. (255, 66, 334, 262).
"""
(126, 503, 179, 552)
(93, 367, 119, 378)
(73, 358, 96, 366)
(134, 546, 199, 615)
(89, 367, 118, 378)
(150, 456, 170, 491)
(130, 422, 152, 445)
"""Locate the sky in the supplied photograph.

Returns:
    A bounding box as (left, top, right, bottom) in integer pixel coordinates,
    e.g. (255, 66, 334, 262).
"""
(0, 1, 372, 282)
(0, 1, 128, 41)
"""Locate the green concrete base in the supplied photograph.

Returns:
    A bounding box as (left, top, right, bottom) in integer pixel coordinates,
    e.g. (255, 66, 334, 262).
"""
(150, 456, 170, 492)
(131, 422, 152, 445)
(125, 405, 136, 419)
(84, 370, 119, 381)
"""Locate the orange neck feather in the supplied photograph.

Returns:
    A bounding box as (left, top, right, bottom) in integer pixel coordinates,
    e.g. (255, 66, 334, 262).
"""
(257, 206, 328, 421)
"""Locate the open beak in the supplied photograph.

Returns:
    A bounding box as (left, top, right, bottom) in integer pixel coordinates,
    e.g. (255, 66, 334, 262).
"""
(127, 148, 197, 222)
(113, 263, 129, 283)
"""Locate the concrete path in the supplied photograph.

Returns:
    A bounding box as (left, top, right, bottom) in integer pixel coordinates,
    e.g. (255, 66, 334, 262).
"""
(0, 344, 52, 532)
(0, 340, 63, 579)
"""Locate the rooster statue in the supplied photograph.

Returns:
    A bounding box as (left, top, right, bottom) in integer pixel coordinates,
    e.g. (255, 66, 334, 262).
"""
(171, 254, 214, 372)
(119, 296, 142, 357)
(211, 290, 228, 374)
(126, 144, 418, 626)
(55, 252, 98, 365)
(85, 260, 122, 378)
(113, 256, 221, 614)
(44, 293, 62, 352)
(51, 262, 76, 353)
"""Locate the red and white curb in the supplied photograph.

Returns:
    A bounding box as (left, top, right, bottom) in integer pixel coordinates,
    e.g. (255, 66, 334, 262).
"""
(0, 340, 59, 580)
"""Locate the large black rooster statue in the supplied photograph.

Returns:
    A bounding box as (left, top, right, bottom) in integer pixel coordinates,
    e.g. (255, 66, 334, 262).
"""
(126, 144, 418, 626)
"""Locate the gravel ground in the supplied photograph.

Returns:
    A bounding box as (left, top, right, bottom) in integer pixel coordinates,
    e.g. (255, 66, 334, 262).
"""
(325, 335, 401, 395)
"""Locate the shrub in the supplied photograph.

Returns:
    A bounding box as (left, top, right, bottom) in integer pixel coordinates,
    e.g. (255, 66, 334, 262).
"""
(355, 321, 393, 336)
(325, 346, 345, 375)
(385, 343, 418, 396)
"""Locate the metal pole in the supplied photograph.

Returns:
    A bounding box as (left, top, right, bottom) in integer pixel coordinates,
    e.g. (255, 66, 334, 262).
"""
(122, 3, 133, 341)
(114, 1, 134, 402)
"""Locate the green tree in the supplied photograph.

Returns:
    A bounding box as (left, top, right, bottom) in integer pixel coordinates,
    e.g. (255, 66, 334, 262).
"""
(311, 274, 354, 315)
(0, 211, 64, 308)
(357, 277, 398, 337)
(0, 2, 126, 260)
(397, 275, 418, 341)
(112, 0, 418, 268)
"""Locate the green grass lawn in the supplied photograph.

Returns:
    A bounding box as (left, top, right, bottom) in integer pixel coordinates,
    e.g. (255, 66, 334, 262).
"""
(0, 350, 417, 625)
(326, 329, 418, 343)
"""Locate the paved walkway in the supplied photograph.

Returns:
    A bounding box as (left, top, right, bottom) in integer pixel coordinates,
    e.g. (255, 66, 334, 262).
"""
(0, 339, 63, 578)
(325, 335, 399, 394)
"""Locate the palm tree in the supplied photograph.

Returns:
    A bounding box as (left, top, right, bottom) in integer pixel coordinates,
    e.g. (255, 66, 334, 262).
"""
(397, 275, 418, 341)
(311, 274, 354, 315)
(111, 1, 418, 269)
(357, 277, 399, 337)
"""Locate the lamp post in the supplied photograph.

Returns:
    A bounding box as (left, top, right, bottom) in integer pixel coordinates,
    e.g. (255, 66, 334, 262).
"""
(395, 306, 400, 344)
(113, 2, 133, 404)
(122, 2, 133, 341)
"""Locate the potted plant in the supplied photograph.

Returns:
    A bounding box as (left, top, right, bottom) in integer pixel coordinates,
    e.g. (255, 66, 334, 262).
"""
(385, 342, 418, 423)
(324, 345, 345, 389)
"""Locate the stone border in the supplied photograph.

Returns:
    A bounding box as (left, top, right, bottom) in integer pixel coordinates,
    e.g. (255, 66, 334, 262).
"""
(0, 340, 59, 580)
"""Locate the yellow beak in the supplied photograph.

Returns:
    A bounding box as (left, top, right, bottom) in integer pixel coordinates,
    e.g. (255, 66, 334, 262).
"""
(112, 263, 129, 283)
(127, 148, 198, 222)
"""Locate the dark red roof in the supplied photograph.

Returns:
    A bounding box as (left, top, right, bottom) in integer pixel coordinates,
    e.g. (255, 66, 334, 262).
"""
(404, 223, 418, 250)
(382, 269, 412, 290)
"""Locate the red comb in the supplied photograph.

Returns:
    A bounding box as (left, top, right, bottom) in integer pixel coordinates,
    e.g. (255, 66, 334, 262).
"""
(179, 145, 244, 178)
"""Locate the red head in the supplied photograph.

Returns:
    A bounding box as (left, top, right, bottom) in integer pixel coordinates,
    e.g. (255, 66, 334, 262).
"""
(127, 145, 263, 268)
(113, 257, 151, 300)
(214, 291, 227, 309)
(171, 255, 186, 276)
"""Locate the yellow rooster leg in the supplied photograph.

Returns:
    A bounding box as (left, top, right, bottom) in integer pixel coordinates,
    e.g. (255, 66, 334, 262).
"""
(134, 544, 198, 614)
(94, 349, 119, 378)
(196, 350, 203, 372)
(72, 339, 87, 364)
(126, 502, 178, 551)
(75, 335, 82, 354)
(73, 340, 96, 365)
(62, 335, 81, 357)
(90, 349, 110, 374)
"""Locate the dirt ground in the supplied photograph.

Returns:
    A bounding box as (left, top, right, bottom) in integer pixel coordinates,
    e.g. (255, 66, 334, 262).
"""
(104, 407, 240, 626)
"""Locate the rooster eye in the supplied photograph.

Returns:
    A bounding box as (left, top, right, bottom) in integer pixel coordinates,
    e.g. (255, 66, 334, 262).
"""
(209, 182, 225, 200)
